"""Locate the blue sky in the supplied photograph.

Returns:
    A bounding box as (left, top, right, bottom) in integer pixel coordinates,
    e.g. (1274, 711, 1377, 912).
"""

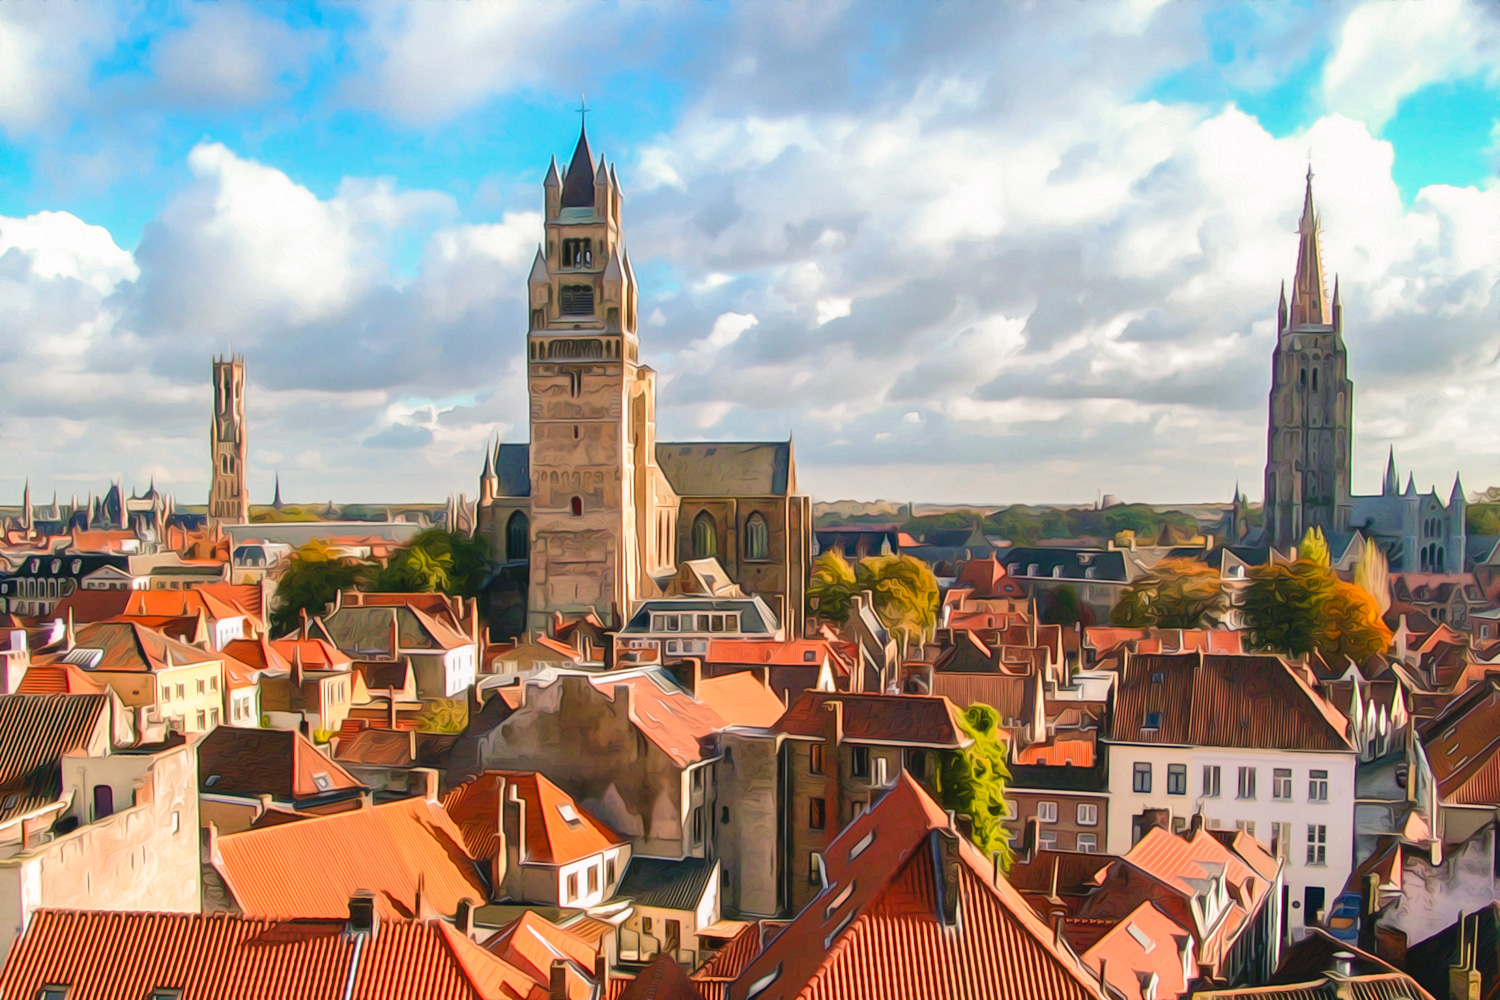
(1, 0, 1498, 505)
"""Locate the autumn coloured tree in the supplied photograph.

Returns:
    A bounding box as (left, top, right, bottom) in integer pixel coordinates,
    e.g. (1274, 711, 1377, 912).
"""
(1241, 533, 1392, 663)
(1109, 557, 1228, 629)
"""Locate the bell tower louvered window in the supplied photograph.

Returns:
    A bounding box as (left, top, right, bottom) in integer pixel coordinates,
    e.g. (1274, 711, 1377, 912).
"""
(560, 284, 594, 315)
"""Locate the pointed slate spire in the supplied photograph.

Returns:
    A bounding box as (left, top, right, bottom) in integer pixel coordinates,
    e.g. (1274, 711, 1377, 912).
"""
(1277, 280, 1288, 331)
(272, 473, 284, 511)
(20, 478, 31, 531)
(559, 123, 596, 209)
(544, 156, 561, 189)
(1451, 474, 1465, 506)
(481, 438, 496, 482)
(1405, 473, 1417, 497)
(528, 245, 548, 285)
(1383, 448, 1398, 496)
(1288, 166, 1329, 327)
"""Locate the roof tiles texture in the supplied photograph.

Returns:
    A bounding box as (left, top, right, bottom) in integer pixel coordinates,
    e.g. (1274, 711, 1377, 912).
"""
(444, 771, 623, 866)
(0, 692, 109, 824)
(773, 691, 967, 748)
(198, 726, 366, 802)
(0, 910, 546, 1000)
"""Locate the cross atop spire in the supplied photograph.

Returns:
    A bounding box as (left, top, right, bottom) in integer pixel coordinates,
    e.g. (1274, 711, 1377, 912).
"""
(577, 93, 589, 130)
(560, 101, 597, 209)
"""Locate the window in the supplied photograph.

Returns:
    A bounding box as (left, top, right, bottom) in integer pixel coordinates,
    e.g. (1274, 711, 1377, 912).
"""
(1271, 821, 1291, 860)
(161, 686, 170, 702)
(38, 985, 70, 1000)
(810, 744, 825, 774)
(507, 512, 529, 562)
(1144, 711, 1162, 730)
(311, 773, 332, 792)
(809, 797, 826, 830)
(148, 991, 182, 1000)
(1273, 768, 1293, 800)
(851, 746, 870, 779)
(606, 858, 616, 886)
(209, 676, 218, 692)
(1077, 803, 1098, 826)
(1037, 801, 1058, 823)
(907, 749, 927, 779)
(1306, 824, 1327, 865)
(1167, 764, 1187, 796)
(196, 679, 205, 695)
(1235, 819, 1256, 839)
(565, 872, 578, 902)
(1304, 885, 1326, 926)
(744, 513, 770, 561)
(560, 284, 594, 315)
(722, 805, 730, 824)
(1076, 834, 1097, 853)
(807, 853, 822, 884)
(588, 865, 599, 895)
(92, 785, 113, 821)
(175, 684, 185, 699)
(558, 803, 582, 824)
(208, 709, 219, 728)
(1132, 762, 1152, 794)
(195, 711, 206, 731)
(1203, 765, 1221, 798)
(692, 806, 703, 845)
(1237, 766, 1257, 800)
(570, 496, 583, 517)
(691, 511, 717, 559)
(1309, 769, 1329, 802)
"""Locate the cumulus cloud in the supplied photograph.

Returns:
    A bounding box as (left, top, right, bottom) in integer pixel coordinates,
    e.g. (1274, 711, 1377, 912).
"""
(147, 4, 323, 108)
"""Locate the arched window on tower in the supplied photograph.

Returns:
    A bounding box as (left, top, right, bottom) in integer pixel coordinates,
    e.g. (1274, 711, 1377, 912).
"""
(571, 497, 583, 517)
(744, 512, 770, 561)
(692, 511, 717, 560)
(507, 511, 529, 562)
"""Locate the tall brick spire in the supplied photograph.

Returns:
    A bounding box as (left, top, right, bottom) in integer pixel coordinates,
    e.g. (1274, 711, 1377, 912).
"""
(1288, 167, 1329, 327)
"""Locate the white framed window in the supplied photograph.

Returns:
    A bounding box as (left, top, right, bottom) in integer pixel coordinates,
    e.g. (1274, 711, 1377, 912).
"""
(1273, 768, 1292, 800)
(1202, 765, 1220, 798)
(1076, 834, 1097, 853)
(1237, 766, 1257, 800)
(1309, 769, 1329, 802)
(1036, 801, 1058, 824)
(1235, 819, 1256, 839)
(1271, 821, 1291, 860)
(1076, 803, 1098, 826)
(1306, 824, 1327, 866)
(1039, 831, 1058, 850)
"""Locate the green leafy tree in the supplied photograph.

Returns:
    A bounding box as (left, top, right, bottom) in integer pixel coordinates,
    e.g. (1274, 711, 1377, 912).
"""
(1354, 537, 1391, 615)
(415, 698, 469, 734)
(855, 554, 939, 651)
(1299, 526, 1331, 569)
(807, 548, 859, 623)
(1110, 558, 1227, 629)
(936, 704, 1014, 868)
(1241, 556, 1392, 663)
(269, 541, 373, 636)
(376, 529, 492, 598)
(1042, 585, 1084, 627)
(1468, 502, 1500, 536)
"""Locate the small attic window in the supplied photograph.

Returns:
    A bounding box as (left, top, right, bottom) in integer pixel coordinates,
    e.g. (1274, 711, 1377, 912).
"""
(1144, 712, 1162, 730)
(311, 773, 332, 792)
(803, 650, 817, 663)
(3, 793, 19, 810)
(558, 803, 583, 826)
(1151, 671, 1165, 684)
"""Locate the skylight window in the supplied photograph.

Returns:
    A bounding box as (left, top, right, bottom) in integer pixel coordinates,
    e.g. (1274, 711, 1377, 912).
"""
(311, 773, 332, 792)
(1126, 921, 1155, 953)
(558, 803, 583, 825)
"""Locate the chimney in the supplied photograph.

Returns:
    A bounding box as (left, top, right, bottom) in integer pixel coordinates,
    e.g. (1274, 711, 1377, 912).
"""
(1331, 952, 1355, 979)
(387, 694, 399, 731)
(502, 779, 527, 899)
(1359, 871, 1380, 954)
(300, 607, 310, 640)
(455, 897, 475, 938)
(1021, 816, 1040, 865)
(1189, 812, 1205, 837)
(65, 608, 76, 651)
(414, 767, 439, 803)
(935, 827, 961, 927)
(348, 891, 378, 937)
(822, 699, 844, 747)
(388, 610, 400, 661)
(549, 959, 569, 1000)
(258, 793, 273, 818)
(1449, 911, 1481, 1000)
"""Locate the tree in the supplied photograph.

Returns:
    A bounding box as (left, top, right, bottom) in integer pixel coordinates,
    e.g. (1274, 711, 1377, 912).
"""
(1109, 558, 1227, 629)
(855, 554, 939, 651)
(1299, 526, 1331, 569)
(936, 703, 1014, 868)
(1241, 557, 1391, 664)
(806, 549, 858, 623)
(1354, 537, 1391, 615)
(269, 541, 373, 636)
(1042, 585, 1084, 627)
(376, 529, 492, 598)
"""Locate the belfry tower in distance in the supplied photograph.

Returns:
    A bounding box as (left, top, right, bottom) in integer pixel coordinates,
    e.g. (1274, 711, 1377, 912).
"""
(209, 355, 250, 526)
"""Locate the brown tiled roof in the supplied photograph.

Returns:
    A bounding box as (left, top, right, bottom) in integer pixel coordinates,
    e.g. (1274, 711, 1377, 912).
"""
(1419, 673, 1500, 805)
(333, 728, 455, 769)
(590, 672, 735, 767)
(484, 911, 600, 990)
(0, 692, 109, 824)
(1107, 653, 1352, 751)
(729, 774, 1105, 1000)
(617, 953, 705, 1000)
(0, 910, 549, 1000)
(772, 691, 967, 748)
(270, 636, 353, 671)
(198, 726, 366, 803)
(444, 771, 623, 865)
(15, 659, 109, 696)
(1080, 900, 1195, 1000)
(71, 620, 219, 672)
(213, 797, 489, 920)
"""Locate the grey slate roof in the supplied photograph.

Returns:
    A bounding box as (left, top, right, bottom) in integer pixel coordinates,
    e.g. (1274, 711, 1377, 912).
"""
(617, 856, 717, 911)
(655, 442, 792, 497)
(998, 548, 1130, 583)
(496, 444, 531, 498)
(620, 596, 780, 634)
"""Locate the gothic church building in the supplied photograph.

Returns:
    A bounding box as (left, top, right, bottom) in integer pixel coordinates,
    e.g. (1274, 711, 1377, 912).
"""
(1264, 172, 1465, 573)
(477, 125, 811, 637)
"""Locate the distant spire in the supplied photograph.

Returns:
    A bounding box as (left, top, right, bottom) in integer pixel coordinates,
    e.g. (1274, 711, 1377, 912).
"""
(1405, 473, 1416, 497)
(1451, 473, 1466, 506)
(481, 439, 496, 483)
(1288, 168, 1329, 327)
(1383, 448, 1398, 496)
(20, 478, 31, 531)
(272, 473, 284, 511)
(1277, 280, 1288, 331)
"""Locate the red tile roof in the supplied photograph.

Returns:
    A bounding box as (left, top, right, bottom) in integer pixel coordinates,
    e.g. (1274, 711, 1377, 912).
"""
(213, 797, 488, 920)
(70, 620, 220, 673)
(1419, 673, 1500, 805)
(198, 726, 366, 803)
(1079, 901, 1195, 1000)
(444, 771, 624, 866)
(0, 692, 109, 824)
(617, 953, 705, 1000)
(484, 910, 599, 988)
(589, 672, 742, 767)
(0, 910, 548, 1000)
(772, 691, 968, 748)
(15, 659, 109, 696)
(271, 636, 354, 671)
(704, 640, 852, 674)
(694, 671, 787, 729)
(728, 774, 1105, 1000)
(1108, 653, 1353, 751)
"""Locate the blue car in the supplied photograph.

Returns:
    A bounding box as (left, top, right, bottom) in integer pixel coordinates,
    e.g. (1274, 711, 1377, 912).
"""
(1325, 893, 1362, 942)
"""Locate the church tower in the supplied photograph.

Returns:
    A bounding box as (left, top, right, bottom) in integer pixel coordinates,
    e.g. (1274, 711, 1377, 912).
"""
(1264, 171, 1353, 551)
(524, 121, 667, 632)
(209, 355, 250, 526)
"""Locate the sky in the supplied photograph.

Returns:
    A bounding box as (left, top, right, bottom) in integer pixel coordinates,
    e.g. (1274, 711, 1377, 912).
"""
(1, 0, 1498, 508)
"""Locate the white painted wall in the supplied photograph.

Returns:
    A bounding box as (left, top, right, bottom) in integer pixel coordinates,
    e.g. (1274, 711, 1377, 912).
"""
(1106, 743, 1357, 929)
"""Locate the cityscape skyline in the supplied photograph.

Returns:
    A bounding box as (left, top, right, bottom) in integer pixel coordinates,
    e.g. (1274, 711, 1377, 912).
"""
(1, 0, 1498, 505)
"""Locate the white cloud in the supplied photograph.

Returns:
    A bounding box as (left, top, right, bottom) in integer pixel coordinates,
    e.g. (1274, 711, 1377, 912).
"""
(148, 4, 322, 107)
(1324, 0, 1500, 129)
(0, 3, 119, 132)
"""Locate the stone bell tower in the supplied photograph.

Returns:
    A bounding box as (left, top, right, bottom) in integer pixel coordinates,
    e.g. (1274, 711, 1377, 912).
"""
(209, 355, 250, 526)
(523, 121, 668, 633)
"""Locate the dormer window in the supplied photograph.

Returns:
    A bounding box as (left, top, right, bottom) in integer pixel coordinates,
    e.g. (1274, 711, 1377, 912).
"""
(558, 803, 583, 826)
